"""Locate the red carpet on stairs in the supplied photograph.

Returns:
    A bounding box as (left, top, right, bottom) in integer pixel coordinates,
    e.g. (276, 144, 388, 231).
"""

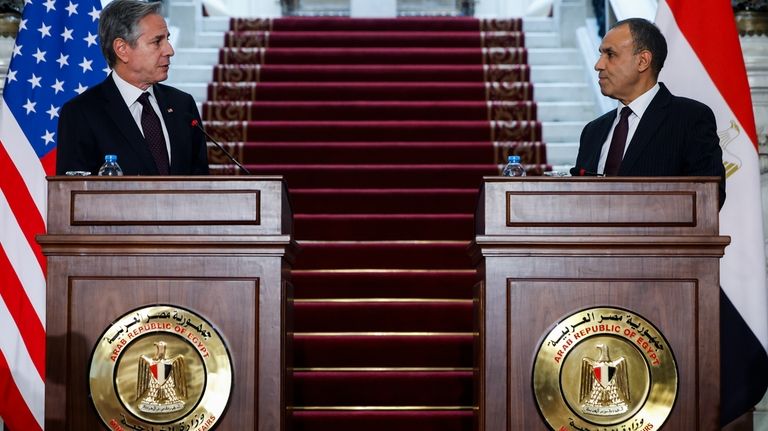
(203, 16, 548, 430)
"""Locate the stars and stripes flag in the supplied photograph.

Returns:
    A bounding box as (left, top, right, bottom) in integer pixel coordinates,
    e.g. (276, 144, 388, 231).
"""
(0, 0, 108, 428)
(656, 0, 768, 424)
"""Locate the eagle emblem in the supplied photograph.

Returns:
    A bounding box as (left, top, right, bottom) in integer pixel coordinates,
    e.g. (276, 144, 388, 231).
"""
(579, 344, 630, 415)
(718, 120, 743, 179)
(136, 341, 188, 413)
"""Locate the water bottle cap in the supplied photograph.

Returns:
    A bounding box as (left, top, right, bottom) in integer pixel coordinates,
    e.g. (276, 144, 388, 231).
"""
(104, 154, 117, 162)
(508, 155, 521, 164)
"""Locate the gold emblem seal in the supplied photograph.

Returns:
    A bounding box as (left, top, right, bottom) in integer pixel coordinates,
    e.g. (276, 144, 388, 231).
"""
(90, 305, 232, 431)
(533, 307, 677, 431)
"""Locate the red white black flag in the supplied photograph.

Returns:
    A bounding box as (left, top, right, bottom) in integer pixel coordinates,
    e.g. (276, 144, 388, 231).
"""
(656, 0, 768, 424)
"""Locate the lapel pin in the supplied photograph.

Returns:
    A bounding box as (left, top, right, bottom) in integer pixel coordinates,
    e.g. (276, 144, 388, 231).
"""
(167, 108, 174, 113)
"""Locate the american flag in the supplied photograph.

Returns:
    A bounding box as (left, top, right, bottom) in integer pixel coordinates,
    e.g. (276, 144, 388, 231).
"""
(0, 0, 108, 428)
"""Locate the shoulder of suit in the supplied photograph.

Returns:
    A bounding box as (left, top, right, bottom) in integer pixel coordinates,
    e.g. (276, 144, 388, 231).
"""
(665, 94, 716, 125)
(661, 87, 712, 113)
(61, 77, 109, 108)
(670, 94, 710, 110)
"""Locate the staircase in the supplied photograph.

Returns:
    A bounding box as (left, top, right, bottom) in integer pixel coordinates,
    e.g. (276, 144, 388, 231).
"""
(169, 16, 594, 171)
(167, 14, 594, 431)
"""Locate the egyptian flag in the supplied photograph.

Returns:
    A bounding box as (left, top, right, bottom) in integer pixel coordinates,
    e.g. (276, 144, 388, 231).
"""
(655, 0, 768, 425)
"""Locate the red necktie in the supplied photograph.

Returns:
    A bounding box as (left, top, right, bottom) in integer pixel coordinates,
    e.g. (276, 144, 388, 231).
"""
(137, 92, 170, 175)
(603, 107, 632, 176)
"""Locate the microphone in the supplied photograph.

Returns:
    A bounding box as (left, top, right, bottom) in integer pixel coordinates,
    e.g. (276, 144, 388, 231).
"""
(189, 116, 252, 175)
(569, 167, 605, 177)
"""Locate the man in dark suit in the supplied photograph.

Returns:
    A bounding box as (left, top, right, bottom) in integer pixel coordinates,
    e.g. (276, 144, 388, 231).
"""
(577, 19, 764, 428)
(56, 0, 209, 175)
(573, 18, 725, 207)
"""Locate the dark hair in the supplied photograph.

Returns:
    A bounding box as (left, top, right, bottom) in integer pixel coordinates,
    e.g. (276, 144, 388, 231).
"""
(612, 18, 668, 77)
(98, 0, 163, 68)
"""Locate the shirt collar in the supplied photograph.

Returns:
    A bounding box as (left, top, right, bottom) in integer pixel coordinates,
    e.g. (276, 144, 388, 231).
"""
(618, 82, 660, 120)
(112, 71, 156, 106)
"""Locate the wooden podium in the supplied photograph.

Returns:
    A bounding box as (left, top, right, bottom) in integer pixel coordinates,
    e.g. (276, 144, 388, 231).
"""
(38, 176, 294, 430)
(473, 177, 729, 430)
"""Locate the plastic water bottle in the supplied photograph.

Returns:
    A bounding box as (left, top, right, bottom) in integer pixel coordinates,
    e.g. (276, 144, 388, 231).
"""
(98, 154, 123, 176)
(502, 155, 526, 177)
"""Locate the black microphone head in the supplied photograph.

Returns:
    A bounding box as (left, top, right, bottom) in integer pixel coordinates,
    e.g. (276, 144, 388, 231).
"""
(569, 167, 581, 176)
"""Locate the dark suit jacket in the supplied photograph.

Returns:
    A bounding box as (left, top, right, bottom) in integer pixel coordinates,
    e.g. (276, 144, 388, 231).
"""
(56, 73, 209, 175)
(575, 82, 726, 206)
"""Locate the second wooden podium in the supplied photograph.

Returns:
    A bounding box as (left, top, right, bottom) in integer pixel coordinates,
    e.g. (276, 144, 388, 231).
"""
(473, 177, 728, 430)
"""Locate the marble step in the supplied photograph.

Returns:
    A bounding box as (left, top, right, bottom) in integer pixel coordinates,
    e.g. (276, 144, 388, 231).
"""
(538, 101, 595, 122)
(534, 83, 591, 101)
(522, 17, 554, 33)
(541, 121, 584, 143)
(531, 65, 587, 83)
(167, 65, 213, 83)
(529, 48, 581, 65)
(526, 32, 560, 48)
(741, 35, 768, 56)
(168, 48, 217, 65)
(543, 142, 579, 167)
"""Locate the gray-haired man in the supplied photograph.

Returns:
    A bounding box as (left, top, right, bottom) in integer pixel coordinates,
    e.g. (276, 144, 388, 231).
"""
(56, 0, 209, 175)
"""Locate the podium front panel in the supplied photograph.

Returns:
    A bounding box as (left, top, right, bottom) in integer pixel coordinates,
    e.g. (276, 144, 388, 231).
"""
(64, 275, 258, 429)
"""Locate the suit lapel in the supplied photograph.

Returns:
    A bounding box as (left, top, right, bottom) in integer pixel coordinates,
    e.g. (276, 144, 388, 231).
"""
(584, 113, 614, 172)
(619, 84, 672, 174)
(102, 74, 159, 174)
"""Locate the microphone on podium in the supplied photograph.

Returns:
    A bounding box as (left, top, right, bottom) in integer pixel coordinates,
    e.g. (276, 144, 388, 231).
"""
(188, 116, 252, 175)
(569, 167, 605, 177)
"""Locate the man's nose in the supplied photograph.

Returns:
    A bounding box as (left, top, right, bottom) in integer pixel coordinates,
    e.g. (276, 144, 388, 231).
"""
(594, 56, 604, 71)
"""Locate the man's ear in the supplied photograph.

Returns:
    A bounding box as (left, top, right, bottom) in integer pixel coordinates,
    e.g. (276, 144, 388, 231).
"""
(113, 38, 129, 64)
(637, 49, 652, 73)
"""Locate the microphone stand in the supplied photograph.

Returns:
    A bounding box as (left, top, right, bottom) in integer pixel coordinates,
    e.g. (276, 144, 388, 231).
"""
(191, 118, 252, 175)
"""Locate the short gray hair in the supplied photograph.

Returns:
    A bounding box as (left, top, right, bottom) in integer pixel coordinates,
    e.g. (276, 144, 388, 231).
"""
(98, 0, 163, 68)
